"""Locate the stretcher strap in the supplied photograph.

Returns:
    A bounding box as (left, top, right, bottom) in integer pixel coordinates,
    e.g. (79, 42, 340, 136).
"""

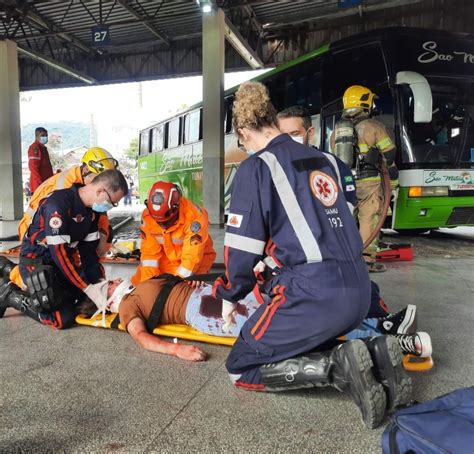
(110, 313, 121, 330)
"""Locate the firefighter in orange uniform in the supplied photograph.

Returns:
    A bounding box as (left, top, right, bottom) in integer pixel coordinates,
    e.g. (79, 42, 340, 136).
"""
(132, 181, 216, 285)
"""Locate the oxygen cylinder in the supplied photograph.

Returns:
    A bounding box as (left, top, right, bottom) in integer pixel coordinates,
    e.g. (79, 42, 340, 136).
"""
(334, 118, 354, 167)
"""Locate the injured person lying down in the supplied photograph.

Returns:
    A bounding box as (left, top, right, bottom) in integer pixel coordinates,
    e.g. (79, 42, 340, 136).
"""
(76, 275, 432, 363)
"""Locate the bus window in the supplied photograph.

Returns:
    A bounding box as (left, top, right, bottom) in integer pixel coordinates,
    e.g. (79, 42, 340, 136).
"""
(184, 110, 200, 143)
(225, 97, 233, 133)
(151, 124, 164, 153)
(323, 43, 388, 105)
(166, 117, 181, 149)
(139, 130, 150, 156)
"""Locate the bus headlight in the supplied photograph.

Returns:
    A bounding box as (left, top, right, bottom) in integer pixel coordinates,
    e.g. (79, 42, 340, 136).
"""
(408, 186, 449, 197)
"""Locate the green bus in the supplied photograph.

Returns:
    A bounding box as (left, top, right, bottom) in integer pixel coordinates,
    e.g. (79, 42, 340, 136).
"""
(138, 26, 474, 232)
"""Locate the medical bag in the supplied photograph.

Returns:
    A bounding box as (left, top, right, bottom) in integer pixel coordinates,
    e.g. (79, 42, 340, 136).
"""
(382, 387, 474, 454)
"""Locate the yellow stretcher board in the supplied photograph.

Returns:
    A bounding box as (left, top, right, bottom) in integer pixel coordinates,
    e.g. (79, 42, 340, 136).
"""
(76, 313, 434, 371)
(75, 313, 236, 346)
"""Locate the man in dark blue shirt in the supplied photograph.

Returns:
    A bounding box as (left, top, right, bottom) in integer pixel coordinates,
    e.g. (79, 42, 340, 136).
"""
(278, 106, 357, 211)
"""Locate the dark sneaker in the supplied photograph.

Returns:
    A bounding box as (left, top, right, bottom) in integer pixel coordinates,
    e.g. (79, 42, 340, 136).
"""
(368, 262, 387, 273)
(365, 336, 412, 413)
(0, 277, 12, 318)
(377, 305, 417, 335)
(331, 339, 386, 429)
(395, 332, 432, 358)
(0, 256, 15, 279)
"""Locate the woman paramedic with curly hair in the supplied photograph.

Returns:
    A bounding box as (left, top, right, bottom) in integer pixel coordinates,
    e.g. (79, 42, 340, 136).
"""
(213, 81, 412, 429)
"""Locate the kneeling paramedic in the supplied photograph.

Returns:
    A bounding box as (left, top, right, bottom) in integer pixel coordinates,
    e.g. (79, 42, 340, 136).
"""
(0, 169, 128, 329)
(213, 81, 410, 429)
(17, 147, 118, 251)
(131, 181, 216, 285)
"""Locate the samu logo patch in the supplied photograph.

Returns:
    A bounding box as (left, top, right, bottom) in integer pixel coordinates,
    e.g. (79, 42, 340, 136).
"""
(309, 171, 339, 207)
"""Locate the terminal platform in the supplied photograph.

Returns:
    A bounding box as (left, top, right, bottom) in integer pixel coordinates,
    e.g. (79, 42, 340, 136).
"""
(1, 220, 473, 452)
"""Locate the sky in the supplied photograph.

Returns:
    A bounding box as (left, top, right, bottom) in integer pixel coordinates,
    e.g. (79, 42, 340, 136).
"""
(20, 69, 269, 157)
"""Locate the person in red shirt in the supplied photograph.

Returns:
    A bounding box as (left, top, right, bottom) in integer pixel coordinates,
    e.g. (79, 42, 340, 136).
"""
(28, 127, 54, 193)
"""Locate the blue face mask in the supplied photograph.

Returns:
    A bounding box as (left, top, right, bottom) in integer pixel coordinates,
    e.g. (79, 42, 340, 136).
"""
(39, 136, 48, 145)
(92, 201, 113, 213)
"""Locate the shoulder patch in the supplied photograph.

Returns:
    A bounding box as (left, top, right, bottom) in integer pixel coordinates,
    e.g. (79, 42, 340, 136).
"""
(49, 212, 63, 229)
(190, 234, 202, 245)
(190, 221, 201, 233)
(309, 171, 339, 207)
(227, 213, 243, 228)
(344, 175, 353, 183)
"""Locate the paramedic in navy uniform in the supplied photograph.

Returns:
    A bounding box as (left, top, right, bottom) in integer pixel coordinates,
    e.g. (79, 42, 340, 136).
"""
(213, 82, 410, 429)
(0, 169, 128, 329)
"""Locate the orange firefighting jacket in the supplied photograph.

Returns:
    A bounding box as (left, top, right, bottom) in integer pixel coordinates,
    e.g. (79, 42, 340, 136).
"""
(132, 197, 216, 285)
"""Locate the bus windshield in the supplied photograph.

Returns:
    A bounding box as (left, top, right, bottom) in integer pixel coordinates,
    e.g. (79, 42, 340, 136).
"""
(400, 77, 474, 167)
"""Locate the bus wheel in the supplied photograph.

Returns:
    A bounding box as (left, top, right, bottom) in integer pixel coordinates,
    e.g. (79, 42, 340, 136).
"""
(394, 228, 430, 236)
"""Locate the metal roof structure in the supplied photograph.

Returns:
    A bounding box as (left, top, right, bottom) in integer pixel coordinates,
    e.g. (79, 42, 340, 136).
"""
(0, 0, 472, 90)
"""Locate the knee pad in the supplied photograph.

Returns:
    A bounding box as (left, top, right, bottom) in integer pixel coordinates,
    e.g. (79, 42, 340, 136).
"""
(24, 265, 63, 312)
(0, 256, 15, 279)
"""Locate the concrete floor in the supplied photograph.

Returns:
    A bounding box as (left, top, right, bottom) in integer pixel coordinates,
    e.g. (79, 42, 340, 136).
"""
(1, 228, 474, 452)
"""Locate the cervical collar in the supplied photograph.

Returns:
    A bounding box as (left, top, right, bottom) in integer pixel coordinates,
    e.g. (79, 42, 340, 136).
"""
(107, 279, 135, 313)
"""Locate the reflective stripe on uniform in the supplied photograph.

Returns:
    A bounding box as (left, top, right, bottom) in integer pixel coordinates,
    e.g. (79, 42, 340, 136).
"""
(376, 137, 393, 152)
(224, 232, 265, 255)
(56, 171, 68, 189)
(46, 235, 70, 245)
(29, 156, 41, 160)
(358, 143, 369, 153)
(70, 241, 79, 248)
(83, 231, 100, 242)
(177, 265, 192, 277)
(154, 235, 164, 244)
(172, 238, 183, 245)
(142, 259, 158, 267)
(322, 153, 342, 189)
(259, 152, 322, 263)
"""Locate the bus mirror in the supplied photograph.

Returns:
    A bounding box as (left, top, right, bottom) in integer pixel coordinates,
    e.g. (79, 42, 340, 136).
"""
(396, 71, 432, 123)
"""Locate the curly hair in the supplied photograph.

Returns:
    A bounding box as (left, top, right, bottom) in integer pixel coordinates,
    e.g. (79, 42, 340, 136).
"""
(232, 81, 278, 132)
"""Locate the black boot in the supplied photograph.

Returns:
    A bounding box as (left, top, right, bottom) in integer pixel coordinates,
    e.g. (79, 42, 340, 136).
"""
(0, 278, 40, 321)
(260, 339, 386, 429)
(0, 256, 15, 279)
(364, 335, 412, 413)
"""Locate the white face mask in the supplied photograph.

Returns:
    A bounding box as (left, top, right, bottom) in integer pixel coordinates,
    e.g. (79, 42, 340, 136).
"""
(107, 279, 135, 313)
(246, 149, 257, 155)
(291, 136, 305, 145)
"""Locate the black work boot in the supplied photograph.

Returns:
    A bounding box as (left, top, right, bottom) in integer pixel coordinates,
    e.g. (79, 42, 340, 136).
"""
(0, 256, 15, 279)
(0, 278, 39, 321)
(260, 340, 386, 429)
(260, 352, 332, 392)
(330, 339, 386, 429)
(364, 335, 412, 413)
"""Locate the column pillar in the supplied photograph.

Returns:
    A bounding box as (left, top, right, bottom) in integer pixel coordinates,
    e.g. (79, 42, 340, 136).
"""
(0, 40, 23, 238)
(202, 8, 225, 225)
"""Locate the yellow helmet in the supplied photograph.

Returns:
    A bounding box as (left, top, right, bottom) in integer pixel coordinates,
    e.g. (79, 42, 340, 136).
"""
(343, 85, 376, 113)
(81, 147, 118, 174)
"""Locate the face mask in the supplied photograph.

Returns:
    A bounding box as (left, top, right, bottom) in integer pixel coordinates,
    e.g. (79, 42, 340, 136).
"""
(246, 149, 257, 155)
(92, 201, 114, 213)
(39, 136, 48, 145)
(107, 279, 135, 313)
(291, 136, 305, 145)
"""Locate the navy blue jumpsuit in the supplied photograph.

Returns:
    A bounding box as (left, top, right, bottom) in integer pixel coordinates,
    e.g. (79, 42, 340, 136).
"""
(20, 185, 104, 328)
(214, 134, 371, 388)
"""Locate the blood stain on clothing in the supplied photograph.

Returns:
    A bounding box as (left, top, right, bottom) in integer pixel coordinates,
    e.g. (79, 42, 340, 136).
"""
(199, 295, 248, 318)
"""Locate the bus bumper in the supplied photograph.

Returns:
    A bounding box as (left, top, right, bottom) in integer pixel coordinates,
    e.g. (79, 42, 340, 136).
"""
(393, 188, 474, 229)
